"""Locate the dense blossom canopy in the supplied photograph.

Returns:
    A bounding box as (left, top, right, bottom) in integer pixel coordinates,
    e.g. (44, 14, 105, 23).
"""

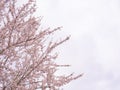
(0, 0, 82, 90)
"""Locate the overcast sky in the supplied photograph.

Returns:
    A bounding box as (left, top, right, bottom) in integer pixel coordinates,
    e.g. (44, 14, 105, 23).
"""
(35, 0, 120, 90)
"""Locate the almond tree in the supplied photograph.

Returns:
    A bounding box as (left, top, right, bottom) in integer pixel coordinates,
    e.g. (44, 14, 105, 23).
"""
(0, 0, 82, 90)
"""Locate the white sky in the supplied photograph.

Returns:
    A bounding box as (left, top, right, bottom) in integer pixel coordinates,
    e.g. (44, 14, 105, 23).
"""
(35, 0, 120, 90)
